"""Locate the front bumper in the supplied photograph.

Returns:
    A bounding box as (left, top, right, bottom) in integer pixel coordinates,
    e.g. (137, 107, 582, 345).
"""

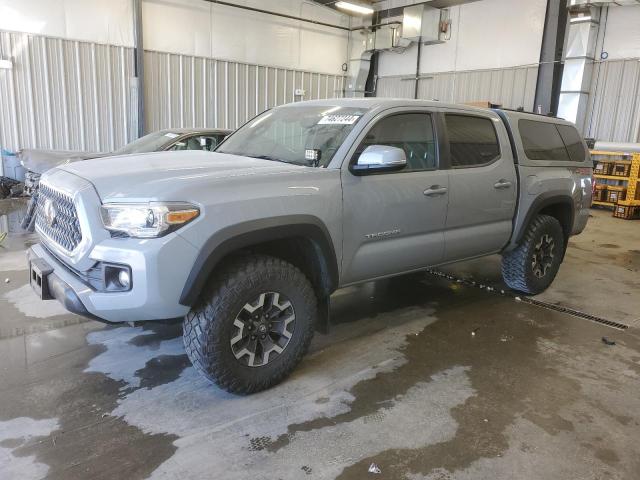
(27, 249, 101, 321)
(27, 234, 197, 323)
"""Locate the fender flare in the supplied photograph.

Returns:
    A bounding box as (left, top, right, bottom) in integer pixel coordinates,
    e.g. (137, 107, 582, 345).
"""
(513, 193, 575, 246)
(179, 215, 339, 306)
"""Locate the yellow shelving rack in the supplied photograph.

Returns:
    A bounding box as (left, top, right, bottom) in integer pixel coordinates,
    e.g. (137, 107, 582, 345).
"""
(591, 150, 640, 219)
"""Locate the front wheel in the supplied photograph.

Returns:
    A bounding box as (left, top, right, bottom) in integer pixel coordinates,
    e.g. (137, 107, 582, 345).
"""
(501, 214, 564, 295)
(183, 254, 317, 394)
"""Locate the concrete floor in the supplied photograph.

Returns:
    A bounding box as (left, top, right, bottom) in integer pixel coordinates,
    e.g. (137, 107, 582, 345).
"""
(1, 200, 639, 480)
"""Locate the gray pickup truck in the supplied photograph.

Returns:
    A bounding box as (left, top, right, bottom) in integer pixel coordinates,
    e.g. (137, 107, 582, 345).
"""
(27, 99, 592, 393)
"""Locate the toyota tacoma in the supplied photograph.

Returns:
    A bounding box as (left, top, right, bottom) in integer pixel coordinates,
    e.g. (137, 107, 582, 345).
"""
(27, 99, 592, 394)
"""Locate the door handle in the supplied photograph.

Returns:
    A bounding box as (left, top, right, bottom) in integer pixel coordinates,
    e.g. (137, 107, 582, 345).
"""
(424, 186, 448, 197)
(494, 180, 512, 190)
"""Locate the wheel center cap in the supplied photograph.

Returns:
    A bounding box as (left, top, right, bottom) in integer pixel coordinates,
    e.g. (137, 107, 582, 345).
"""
(258, 324, 267, 334)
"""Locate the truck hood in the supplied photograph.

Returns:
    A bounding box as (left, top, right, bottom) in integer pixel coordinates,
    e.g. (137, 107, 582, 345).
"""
(19, 148, 108, 174)
(57, 151, 307, 200)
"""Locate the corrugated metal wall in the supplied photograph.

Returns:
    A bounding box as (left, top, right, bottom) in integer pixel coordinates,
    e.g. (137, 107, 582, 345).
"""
(0, 30, 346, 155)
(0, 30, 136, 153)
(584, 58, 640, 143)
(5, 28, 638, 153)
(376, 65, 539, 111)
(144, 51, 346, 132)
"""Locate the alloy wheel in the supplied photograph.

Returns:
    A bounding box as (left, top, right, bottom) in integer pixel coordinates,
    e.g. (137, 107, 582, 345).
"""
(230, 291, 296, 367)
(531, 234, 555, 279)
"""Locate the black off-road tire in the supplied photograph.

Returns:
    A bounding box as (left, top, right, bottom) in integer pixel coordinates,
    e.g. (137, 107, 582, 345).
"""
(183, 254, 317, 394)
(501, 214, 564, 295)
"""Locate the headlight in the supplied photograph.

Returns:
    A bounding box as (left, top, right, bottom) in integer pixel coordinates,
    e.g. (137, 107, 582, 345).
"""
(100, 202, 200, 238)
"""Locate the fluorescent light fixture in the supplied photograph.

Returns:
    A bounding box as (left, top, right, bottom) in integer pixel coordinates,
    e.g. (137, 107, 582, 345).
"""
(335, 1, 374, 15)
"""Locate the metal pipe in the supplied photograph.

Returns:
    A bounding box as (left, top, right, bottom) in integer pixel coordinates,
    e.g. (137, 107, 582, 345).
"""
(203, 0, 350, 31)
(133, 0, 145, 138)
(203, 0, 402, 32)
(594, 141, 640, 153)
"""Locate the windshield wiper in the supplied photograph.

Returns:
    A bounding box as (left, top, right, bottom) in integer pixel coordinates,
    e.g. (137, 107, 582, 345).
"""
(250, 155, 285, 162)
(249, 155, 307, 167)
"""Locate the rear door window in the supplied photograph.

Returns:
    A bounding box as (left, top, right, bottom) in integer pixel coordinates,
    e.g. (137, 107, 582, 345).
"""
(445, 114, 501, 168)
(519, 119, 584, 162)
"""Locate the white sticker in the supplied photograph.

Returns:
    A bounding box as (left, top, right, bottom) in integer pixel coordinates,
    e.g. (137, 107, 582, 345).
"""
(318, 114, 360, 125)
(164, 132, 179, 138)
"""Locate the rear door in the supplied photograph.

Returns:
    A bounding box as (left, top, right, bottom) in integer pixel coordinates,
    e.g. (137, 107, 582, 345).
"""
(340, 108, 449, 285)
(441, 110, 518, 262)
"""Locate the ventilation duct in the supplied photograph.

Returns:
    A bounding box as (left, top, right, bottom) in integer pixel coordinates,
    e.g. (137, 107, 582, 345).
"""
(401, 4, 450, 45)
(557, 8, 600, 129)
(345, 4, 450, 97)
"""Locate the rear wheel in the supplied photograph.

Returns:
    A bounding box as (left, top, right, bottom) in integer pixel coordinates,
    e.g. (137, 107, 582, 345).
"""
(183, 254, 317, 394)
(501, 214, 564, 295)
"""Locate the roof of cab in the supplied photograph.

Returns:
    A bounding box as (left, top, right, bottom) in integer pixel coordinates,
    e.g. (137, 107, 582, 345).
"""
(279, 97, 495, 114)
(278, 98, 579, 127)
(494, 108, 575, 127)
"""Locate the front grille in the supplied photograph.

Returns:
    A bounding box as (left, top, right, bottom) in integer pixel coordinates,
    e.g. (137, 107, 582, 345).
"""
(36, 183, 83, 253)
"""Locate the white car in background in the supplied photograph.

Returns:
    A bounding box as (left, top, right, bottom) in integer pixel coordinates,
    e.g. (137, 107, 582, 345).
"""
(19, 128, 232, 230)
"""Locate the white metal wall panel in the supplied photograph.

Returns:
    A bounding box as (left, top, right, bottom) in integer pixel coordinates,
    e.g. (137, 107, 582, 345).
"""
(142, 0, 349, 75)
(0, 30, 135, 153)
(0, 0, 134, 47)
(585, 59, 640, 143)
(377, 0, 547, 77)
(376, 65, 538, 111)
(375, 76, 415, 99)
(601, 5, 640, 61)
(144, 50, 346, 132)
(0, 30, 345, 153)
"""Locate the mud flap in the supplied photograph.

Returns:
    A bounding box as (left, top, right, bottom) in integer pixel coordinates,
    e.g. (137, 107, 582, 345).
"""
(315, 295, 331, 334)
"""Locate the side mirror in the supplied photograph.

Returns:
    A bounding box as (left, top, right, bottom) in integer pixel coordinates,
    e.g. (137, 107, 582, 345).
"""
(351, 145, 407, 175)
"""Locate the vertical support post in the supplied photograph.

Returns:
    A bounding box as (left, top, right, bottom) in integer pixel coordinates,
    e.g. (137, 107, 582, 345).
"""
(414, 38, 422, 100)
(534, 0, 568, 115)
(133, 0, 145, 138)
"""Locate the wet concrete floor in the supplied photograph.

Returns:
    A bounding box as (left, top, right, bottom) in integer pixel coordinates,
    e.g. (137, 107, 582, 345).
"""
(1, 200, 639, 479)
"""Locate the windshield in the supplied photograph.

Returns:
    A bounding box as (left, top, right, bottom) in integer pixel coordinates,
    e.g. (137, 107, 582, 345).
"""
(113, 131, 177, 155)
(216, 106, 366, 167)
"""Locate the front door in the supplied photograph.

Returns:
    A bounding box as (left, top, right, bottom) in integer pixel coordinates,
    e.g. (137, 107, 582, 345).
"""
(441, 111, 518, 262)
(341, 110, 449, 285)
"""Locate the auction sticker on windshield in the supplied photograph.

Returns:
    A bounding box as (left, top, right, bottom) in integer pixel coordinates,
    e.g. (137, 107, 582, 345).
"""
(318, 114, 360, 125)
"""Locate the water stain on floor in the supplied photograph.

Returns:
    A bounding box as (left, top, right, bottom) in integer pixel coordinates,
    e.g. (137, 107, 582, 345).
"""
(598, 244, 620, 249)
(243, 283, 640, 479)
(0, 327, 181, 480)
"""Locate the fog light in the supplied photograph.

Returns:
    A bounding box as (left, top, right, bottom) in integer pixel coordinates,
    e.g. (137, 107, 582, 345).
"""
(118, 270, 131, 289)
(103, 264, 132, 292)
